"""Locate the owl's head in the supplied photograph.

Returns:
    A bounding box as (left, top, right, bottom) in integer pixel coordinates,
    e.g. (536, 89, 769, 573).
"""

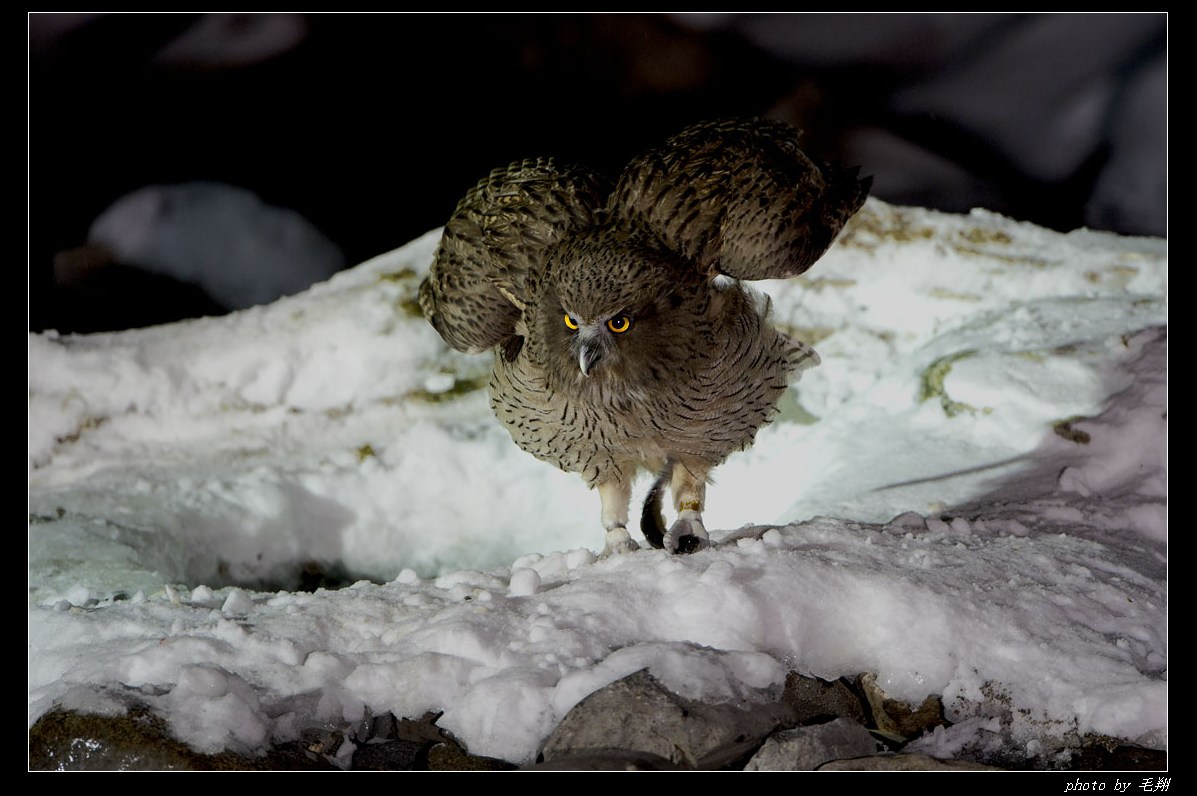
(531, 224, 707, 393)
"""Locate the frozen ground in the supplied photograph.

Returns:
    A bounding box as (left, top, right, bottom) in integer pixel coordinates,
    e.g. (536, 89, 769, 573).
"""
(28, 199, 1167, 766)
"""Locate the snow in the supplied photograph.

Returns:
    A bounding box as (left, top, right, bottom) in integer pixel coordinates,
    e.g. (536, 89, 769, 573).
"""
(28, 199, 1166, 766)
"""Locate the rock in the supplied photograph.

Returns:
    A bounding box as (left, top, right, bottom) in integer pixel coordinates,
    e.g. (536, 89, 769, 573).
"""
(27, 688, 1162, 771)
(30, 706, 209, 771)
(819, 752, 1004, 771)
(857, 672, 948, 739)
(28, 705, 337, 771)
(539, 668, 795, 769)
(350, 710, 458, 770)
(350, 739, 428, 770)
(745, 717, 880, 771)
(427, 741, 517, 771)
(782, 672, 868, 724)
(1068, 742, 1167, 771)
(525, 750, 684, 770)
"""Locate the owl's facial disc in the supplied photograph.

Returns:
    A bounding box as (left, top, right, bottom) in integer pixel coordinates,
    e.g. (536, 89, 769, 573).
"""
(563, 312, 631, 377)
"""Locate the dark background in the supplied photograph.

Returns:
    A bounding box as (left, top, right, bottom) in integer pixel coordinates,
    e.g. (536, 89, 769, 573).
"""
(28, 13, 1167, 334)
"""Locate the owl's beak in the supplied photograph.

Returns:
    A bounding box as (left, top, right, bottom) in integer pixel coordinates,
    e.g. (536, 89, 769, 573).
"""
(578, 336, 605, 377)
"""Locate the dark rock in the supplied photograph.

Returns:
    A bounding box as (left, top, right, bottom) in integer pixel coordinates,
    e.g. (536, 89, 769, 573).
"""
(539, 668, 795, 769)
(1069, 740, 1168, 771)
(819, 752, 1004, 771)
(745, 717, 880, 770)
(427, 741, 518, 771)
(390, 711, 450, 746)
(299, 725, 354, 767)
(28, 705, 337, 771)
(525, 749, 684, 770)
(364, 711, 397, 741)
(258, 742, 340, 770)
(349, 710, 448, 770)
(782, 672, 868, 724)
(351, 738, 429, 770)
(30, 706, 206, 771)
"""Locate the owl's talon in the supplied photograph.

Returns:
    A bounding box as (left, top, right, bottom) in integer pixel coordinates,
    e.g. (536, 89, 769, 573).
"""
(603, 526, 640, 556)
(663, 517, 709, 554)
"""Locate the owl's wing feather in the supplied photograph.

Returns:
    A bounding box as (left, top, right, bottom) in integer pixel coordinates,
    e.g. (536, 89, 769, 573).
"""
(609, 118, 871, 282)
(420, 158, 609, 353)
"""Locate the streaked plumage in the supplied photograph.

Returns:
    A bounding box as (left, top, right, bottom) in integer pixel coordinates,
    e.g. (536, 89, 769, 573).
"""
(419, 118, 870, 554)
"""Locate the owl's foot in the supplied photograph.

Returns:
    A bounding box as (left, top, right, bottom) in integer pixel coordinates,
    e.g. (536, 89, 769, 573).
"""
(603, 526, 641, 556)
(663, 514, 709, 554)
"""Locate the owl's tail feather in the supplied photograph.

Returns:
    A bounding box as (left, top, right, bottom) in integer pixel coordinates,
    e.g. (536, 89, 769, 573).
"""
(640, 462, 673, 549)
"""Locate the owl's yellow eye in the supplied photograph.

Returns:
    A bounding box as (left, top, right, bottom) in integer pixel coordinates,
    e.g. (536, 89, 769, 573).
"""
(607, 315, 632, 334)
(563, 313, 579, 331)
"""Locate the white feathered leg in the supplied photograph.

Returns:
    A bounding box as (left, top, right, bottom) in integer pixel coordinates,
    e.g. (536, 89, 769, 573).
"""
(598, 478, 639, 555)
(664, 463, 710, 553)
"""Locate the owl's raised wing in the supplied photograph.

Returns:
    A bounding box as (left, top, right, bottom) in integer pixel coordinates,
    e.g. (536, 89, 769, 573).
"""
(420, 158, 609, 353)
(608, 118, 871, 282)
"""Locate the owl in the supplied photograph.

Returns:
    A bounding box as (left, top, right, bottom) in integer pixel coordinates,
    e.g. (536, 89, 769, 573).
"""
(419, 118, 870, 555)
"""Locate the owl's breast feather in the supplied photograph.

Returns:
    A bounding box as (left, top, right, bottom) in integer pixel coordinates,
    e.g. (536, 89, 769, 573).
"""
(487, 314, 806, 478)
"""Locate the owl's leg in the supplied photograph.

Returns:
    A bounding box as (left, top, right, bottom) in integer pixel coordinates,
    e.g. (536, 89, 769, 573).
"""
(598, 479, 640, 555)
(665, 463, 710, 554)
